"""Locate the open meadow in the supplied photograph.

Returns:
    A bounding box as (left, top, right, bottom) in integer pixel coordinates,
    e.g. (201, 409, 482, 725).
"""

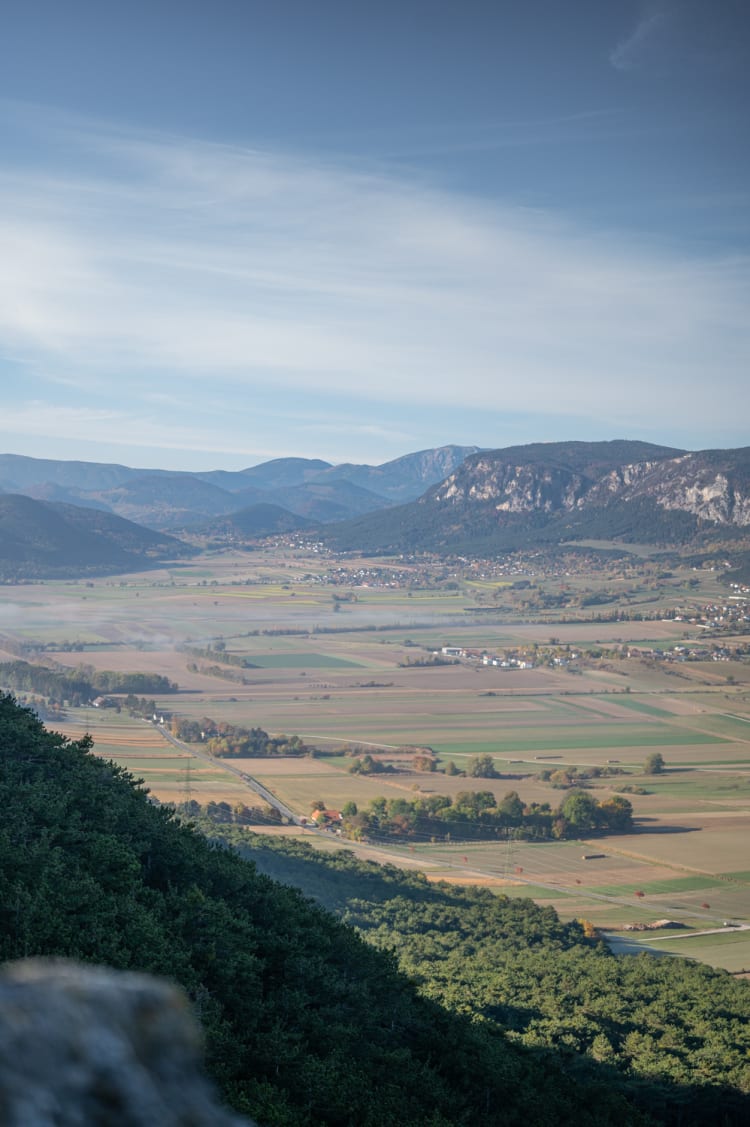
(2, 543, 749, 969)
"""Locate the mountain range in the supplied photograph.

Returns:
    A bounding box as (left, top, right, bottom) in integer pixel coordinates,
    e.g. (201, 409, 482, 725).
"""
(0, 446, 478, 531)
(322, 440, 750, 555)
(1, 440, 749, 576)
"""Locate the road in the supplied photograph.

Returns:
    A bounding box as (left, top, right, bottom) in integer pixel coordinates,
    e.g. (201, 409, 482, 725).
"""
(153, 724, 301, 823)
(152, 723, 748, 936)
(642, 923, 750, 941)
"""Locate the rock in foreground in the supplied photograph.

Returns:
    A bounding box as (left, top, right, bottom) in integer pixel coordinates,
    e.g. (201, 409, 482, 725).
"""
(0, 959, 252, 1127)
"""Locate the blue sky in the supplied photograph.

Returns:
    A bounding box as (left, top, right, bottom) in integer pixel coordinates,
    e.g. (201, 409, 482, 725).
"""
(1, 0, 748, 470)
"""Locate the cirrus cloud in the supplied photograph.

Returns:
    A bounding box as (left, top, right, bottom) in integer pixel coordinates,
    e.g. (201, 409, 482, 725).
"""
(0, 104, 748, 460)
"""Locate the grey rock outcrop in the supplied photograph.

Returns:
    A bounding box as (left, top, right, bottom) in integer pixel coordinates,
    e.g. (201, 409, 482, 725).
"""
(428, 443, 750, 527)
(0, 959, 254, 1127)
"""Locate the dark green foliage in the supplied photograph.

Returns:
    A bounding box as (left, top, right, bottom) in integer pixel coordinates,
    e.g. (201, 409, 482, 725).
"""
(555, 497, 701, 545)
(348, 753, 393, 775)
(644, 752, 666, 775)
(340, 789, 633, 842)
(459, 441, 684, 474)
(0, 660, 176, 705)
(175, 799, 282, 827)
(324, 493, 702, 556)
(468, 753, 500, 777)
(722, 550, 750, 585)
(223, 832, 750, 1125)
(0, 693, 653, 1126)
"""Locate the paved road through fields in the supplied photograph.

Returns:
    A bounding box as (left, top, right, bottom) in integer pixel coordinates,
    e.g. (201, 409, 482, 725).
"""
(154, 723, 301, 823)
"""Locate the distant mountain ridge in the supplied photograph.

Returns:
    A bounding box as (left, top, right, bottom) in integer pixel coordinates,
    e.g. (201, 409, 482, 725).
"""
(323, 441, 750, 554)
(4, 442, 749, 565)
(311, 445, 481, 503)
(0, 446, 480, 530)
(205, 502, 313, 537)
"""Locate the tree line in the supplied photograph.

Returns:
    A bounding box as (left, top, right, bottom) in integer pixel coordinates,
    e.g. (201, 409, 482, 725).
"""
(338, 788, 633, 843)
(169, 714, 308, 758)
(0, 659, 177, 705)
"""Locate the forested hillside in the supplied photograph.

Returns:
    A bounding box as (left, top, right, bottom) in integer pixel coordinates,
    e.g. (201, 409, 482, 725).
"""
(2, 694, 749, 1125)
(0, 693, 645, 1127)
(0, 493, 190, 577)
(217, 830, 750, 1125)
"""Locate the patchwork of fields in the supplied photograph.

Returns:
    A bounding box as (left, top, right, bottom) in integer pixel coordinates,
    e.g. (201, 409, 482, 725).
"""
(2, 547, 749, 970)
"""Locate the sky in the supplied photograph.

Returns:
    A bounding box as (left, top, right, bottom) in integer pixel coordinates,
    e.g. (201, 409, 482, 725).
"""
(0, 0, 748, 471)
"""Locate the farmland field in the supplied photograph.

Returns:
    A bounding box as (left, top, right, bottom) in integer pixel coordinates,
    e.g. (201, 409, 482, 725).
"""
(49, 711, 264, 806)
(2, 545, 750, 970)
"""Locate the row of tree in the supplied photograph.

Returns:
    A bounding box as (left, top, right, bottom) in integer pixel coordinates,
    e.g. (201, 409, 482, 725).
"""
(0, 659, 176, 705)
(170, 714, 308, 757)
(337, 788, 633, 842)
(173, 798, 282, 826)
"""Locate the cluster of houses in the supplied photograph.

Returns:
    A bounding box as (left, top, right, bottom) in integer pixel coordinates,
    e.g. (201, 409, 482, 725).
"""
(438, 646, 536, 670)
(662, 593, 749, 634)
(437, 637, 745, 669)
(649, 644, 735, 664)
(301, 564, 416, 589)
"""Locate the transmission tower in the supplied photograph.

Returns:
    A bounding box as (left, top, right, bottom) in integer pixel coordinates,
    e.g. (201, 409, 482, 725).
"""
(182, 754, 193, 807)
(503, 830, 516, 879)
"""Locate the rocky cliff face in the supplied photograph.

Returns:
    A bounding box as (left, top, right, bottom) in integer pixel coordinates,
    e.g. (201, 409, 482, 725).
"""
(437, 458, 593, 512)
(428, 444, 750, 528)
(398, 444, 482, 482)
(620, 452, 750, 527)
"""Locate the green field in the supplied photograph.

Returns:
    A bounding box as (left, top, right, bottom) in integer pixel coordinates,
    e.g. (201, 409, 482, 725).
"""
(641, 930, 750, 972)
(589, 876, 726, 895)
(245, 653, 362, 669)
(434, 728, 725, 754)
(3, 546, 750, 971)
(605, 696, 675, 718)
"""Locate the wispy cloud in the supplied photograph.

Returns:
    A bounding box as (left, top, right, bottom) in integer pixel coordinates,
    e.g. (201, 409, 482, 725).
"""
(0, 402, 284, 461)
(0, 104, 748, 459)
(610, 7, 668, 72)
(608, 2, 743, 74)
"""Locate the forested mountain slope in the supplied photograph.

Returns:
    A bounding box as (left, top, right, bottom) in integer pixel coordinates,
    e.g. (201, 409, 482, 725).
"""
(0, 694, 657, 1127)
(323, 441, 750, 554)
(0, 494, 189, 578)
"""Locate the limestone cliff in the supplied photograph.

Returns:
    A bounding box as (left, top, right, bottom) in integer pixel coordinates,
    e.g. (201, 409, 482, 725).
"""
(427, 442, 750, 528)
